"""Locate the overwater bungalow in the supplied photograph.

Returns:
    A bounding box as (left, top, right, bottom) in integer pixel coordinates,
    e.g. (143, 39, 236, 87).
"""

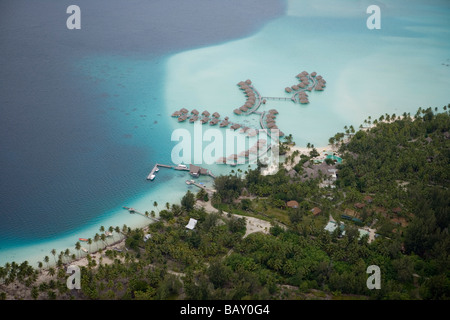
(311, 71, 317, 77)
(234, 109, 242, 115)
(220, 120, 229, 127)
(300, 98, 309, 104)
(299, 91, 308, 97)
(210, 118, 219, 125)
(189, 115, 199, 123)
(178, 115, 188, 122)
(191, 109, 199, 115)
(245, 79, 252, 85)
(262, 99, 267, 104)
(285, 87, 292, 93)
(315, 85, 324, 91)
(316, 75, 323, 80)
(237, 81, 245, 86)
(247, 129, 257, 137)
(230, 123, 241, 130)
(240, 126, 249, 133)
(172, 110, 181, 117)
(240, 106, 249, 112)
(227, 154, 238, 161)
(301, 71, 308, 76)
(202, 110, 210, 117)
(216, 157, 227, 164)
(299, 83, 306, 88)
(266, 120, 276, 127)
(278, 131, 285, 137)
(292, 85, 299, 91)
(180, 108, 189, 114)
(212, 112, 220, 118)
(201, 117, 209, 124)
(268, 109, 279, 114)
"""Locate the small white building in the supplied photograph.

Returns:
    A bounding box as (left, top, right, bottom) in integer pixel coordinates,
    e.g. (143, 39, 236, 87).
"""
(185, 218, 198, 230)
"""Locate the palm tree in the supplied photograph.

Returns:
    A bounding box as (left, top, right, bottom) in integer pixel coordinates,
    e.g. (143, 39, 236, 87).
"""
(94, 233, 100, 251)
(44, 256, 49, 268)
(48, 267, 55, 277)
(75, 242, 81, 259)
(64, 249, 70, 263)
(109, 226, 115, 242)
(151, 210, 155, 219)
(100, 225, 105, 234)
(51, 249, 57, 264)
(88, 238, 92, 253)
(101, 233, 107, 246)
(153, 201, 159, 214)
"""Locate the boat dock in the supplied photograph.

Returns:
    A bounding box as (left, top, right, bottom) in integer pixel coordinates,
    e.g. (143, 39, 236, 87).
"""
(123, 206, 159, 221)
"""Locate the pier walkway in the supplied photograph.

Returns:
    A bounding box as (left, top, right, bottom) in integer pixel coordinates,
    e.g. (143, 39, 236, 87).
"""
(262, 96, 295, 102)
(123, 206, 160, 221)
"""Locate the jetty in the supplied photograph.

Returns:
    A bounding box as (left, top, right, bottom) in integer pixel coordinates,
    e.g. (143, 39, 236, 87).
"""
(263, 96, 295, 102)
(123, 206, 159, 221)
(147, 163, 174, 180)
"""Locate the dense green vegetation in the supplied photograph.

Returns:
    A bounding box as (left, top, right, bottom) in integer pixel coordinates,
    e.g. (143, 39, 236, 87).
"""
(0, 106, 449, 300)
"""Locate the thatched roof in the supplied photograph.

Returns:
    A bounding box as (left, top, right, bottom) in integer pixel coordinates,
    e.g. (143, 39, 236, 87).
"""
(212, 112, 220, 118)
(202, 110, 210, 117)
(180, 108, 189, 114)
(172, 110, 181, 117)
(287, 200, 299, 208)
(234, 109, 242, 115)
(285, 87, 292, 93)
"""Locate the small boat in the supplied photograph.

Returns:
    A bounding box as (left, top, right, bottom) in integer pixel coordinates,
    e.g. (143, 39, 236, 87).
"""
(105, 231, 113, 237)
(178, 164, 188, 169)
(79, 238, 88, 242)
(149, 174, 156, 181)
(128, 208, 135, 213)
(81, 247, 88, 253)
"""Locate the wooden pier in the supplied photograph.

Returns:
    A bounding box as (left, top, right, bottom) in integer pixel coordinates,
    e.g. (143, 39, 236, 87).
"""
(262, 96, 295, 102)
(123, 206, 159, 221)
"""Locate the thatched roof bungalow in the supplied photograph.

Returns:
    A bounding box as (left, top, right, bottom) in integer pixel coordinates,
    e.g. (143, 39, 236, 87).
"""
(212, 112, 220, 118)
(191, 109, 199, 115)
(234, 109, 242, 115)
(209, 118, 219, 125)
(202, 110, 210, 117)
(172, 110, 181, 117)
(201, 117, 209, 124)
(285, 87, 292, 93)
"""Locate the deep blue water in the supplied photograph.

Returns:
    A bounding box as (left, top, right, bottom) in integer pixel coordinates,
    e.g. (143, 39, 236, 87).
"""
(0, 0, 285, 251)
